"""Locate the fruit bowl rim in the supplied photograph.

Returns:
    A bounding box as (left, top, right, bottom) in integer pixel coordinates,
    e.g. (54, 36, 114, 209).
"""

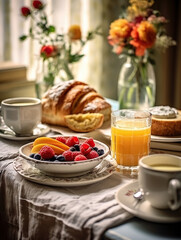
(19, 136, 110, 165)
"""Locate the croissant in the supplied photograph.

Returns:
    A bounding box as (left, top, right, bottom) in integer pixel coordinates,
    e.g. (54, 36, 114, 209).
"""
(41, 80, 111, 126)
(64, 113, 104, 132)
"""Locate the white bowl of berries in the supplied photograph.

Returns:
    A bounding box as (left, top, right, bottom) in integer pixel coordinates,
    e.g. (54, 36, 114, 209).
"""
(19, 136, 110, 177)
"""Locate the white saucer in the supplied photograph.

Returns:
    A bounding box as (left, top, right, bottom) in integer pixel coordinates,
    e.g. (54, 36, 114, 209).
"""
(151, 135, 181, 143)
(0, 123, 50, 141)
(13, 156, 116, 187)
(116, 181, 181, 223)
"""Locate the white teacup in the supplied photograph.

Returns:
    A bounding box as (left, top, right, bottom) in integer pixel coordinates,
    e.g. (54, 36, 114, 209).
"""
(139, 154, 181, 210)
(1, 97, 42, 136)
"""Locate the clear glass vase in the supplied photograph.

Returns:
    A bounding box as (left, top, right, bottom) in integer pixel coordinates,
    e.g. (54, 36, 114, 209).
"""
(35, 57, 74, 99)
(118, 56, 156, 110)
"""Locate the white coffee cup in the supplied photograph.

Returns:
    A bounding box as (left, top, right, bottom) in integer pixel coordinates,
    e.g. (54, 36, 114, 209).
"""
(1, 97, 42, 136)
(139, 154, 181, 210)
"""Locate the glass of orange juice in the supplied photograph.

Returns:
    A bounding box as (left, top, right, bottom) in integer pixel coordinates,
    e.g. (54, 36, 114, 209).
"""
(111, 109, 152, 173)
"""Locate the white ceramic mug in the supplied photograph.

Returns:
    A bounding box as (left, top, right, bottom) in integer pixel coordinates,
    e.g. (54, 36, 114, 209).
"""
(1, 97, 42, 136)
(139, 154, 181, 210)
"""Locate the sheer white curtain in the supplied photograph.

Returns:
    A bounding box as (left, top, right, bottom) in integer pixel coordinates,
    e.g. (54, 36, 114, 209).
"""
(0, 0, 123, 99)
(0, 0, 75, 79)
(0, 0, 97, 81)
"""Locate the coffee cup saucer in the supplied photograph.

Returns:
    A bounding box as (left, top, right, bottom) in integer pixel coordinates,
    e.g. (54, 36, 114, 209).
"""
(115, 180, 181, 223)
(0, 123, 50, 141)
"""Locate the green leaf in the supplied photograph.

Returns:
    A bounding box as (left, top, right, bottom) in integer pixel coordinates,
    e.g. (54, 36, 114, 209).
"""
(44, 72, 55, 86)
(86, 32, 94, 40)
(68, 54, 84, 63)
(19, 35, 28, 41)
(48, 25, 56, 33)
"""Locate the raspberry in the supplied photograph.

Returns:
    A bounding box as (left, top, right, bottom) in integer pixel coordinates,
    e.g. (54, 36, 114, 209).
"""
(84, 138, 95, 147)
(39, 146, 55, 160)
(62, 150, 74, 161)
(66, 136, 79, 147)
(86, 150, 99, 159)
(72, 151, 82, 160)
(80, 143, 92, 155)
(74, 154, 87, 161)
(56, 136, 67, 144)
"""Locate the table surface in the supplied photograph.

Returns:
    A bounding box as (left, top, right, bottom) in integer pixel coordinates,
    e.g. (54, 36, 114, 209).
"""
(0, 99, 181, 240)
(104, 217, 181, 240)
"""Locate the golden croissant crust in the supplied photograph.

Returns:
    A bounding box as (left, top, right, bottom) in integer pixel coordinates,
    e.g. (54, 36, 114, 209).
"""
(41, 80, 111, 126)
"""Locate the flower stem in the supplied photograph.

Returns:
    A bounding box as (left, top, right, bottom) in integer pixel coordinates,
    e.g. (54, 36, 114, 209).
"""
(62, 62, 74, 80)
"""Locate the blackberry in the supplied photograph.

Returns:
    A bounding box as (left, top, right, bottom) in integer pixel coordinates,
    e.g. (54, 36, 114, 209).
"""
(92, 147, 98, 152)
(49, 155, 57, 161)
(34, 153, 41, 160)
(56, 155, 65, 162)
(74, 144, 80, 151)
(97, 149, 104, 156)
(29, 153, 35, 159)
(69, 147, 76, 152)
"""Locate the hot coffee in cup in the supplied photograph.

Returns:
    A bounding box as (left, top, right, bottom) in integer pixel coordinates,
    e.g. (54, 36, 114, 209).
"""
(139, 154, 181, 210)
(1, 97, 42, 136)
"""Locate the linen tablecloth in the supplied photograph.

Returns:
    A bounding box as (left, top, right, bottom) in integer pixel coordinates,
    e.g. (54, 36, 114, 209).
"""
(0, 128, 134, 240)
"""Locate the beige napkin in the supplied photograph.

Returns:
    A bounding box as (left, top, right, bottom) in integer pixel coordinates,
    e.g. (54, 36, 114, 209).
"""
(0, 123, 135, 240)
(0, 138, 30, 160)
(0, 158, 133, 240)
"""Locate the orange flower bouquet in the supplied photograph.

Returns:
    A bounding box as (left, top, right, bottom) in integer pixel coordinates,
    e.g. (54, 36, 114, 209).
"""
(20, 0, 100, 98)
(108, 0, 176, 109)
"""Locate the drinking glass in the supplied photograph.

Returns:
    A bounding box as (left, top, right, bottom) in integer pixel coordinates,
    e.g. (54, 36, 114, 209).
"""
(111, 109, 152, 173)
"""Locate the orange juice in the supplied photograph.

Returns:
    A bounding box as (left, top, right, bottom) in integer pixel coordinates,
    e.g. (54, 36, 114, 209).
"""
(111, 119, 151, 167)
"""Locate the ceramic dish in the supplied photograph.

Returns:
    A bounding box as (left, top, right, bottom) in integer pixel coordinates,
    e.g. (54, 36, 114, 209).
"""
(13, 155, 116, 187)
(115, 181, 181, 223)
(19, 136, 110, 177)
(0, 123, 50, 141)
(151, 135, 181, 143)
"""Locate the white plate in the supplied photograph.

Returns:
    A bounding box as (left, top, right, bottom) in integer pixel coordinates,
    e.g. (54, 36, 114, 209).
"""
(115, 181, 181, 223)
(13, 155, 116, 187)
(0, 123, 50, 141)
(151, 135, 181, 143)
